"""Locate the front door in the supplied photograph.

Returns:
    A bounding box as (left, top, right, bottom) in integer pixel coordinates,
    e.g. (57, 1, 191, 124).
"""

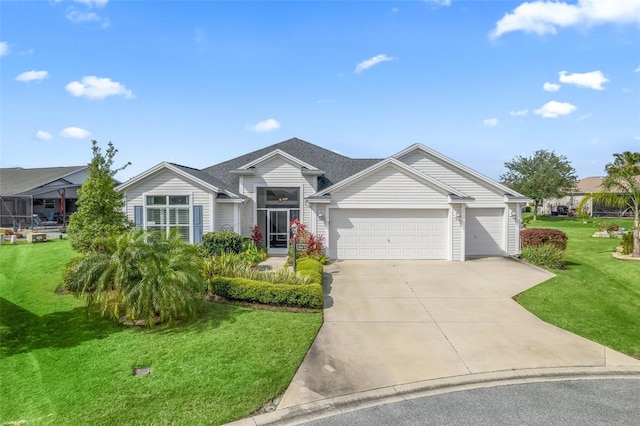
(268, 209, 289, 255)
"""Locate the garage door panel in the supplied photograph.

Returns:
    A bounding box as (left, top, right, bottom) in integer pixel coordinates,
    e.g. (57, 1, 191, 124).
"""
(466, 208, 504, 257)
(331, 209, 448, 259)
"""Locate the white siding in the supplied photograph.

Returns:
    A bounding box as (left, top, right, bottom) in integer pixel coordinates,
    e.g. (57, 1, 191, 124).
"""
(506, 204, 520, 255)
(238, 155, 316, 238)
(399, 151, 505, 205)
(451, 206, 463, 261)
(215, 203, 236, 231)
(123, 169, 215, 236)
(330, 164, 449, 207)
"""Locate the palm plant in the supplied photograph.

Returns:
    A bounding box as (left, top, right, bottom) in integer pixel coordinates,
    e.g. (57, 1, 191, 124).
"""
(578, 151, 640, 257)
(66, 229, 205, 326)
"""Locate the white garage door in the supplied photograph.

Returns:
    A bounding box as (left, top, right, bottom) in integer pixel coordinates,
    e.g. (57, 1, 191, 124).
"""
(330, 209, 448, 259)
(465, 208, 504, 256)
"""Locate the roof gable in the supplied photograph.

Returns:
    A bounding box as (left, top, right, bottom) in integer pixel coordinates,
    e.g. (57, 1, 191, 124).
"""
(202, 137, 381, 191)
(394, 144, 526, 198)
(237, 149, 319, 171)
(116, 162, 240, 197)
(314, 158, 469, 198)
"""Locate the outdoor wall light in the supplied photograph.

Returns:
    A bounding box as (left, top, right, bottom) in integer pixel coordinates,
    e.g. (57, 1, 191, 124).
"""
(317, 211, 324, 219)
(453, 211, 461, 221)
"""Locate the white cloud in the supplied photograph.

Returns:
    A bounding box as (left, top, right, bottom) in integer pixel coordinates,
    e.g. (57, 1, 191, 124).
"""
(74, 0, 109, 7)
(534, 100, 577, 118)
(15, 70, 49, 82)
(35, 130, 52, 141)
(543, 82, 561, 92)
(634, 66, 640, 72)
(66, 10, 100, 23)
(354, 54, 395, 74)
(247, 118, 280, 133)
(510, 109, 529, 116)
(65, 76, 134, 99)
(576, 112, 592, 121)
(491, 0, 640, 39)
(60, 127, 91, 139)
(0, 41, 8, 57)
(425, 0, 451, 5)
(483, 118, 498, 127)
(559, 70, 609, 90)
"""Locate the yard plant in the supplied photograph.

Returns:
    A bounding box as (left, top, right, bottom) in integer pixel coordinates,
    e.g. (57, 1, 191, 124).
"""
(0, 240, 323, 425)
(517, 216, 640, 359)
(65, 229, 204, 327)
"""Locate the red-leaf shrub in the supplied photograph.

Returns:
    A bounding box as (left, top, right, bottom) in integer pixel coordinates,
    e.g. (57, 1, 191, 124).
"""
(304, 233, 325, 256)
(520, 228, 568, 251)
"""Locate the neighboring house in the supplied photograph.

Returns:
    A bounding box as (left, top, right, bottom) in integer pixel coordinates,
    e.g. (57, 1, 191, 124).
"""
(116, 138, 529, 261)
(0, 166, 87, 228)
(544, 176, 635, 217)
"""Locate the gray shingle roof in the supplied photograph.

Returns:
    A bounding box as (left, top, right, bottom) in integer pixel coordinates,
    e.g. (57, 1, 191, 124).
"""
(168, 163, 240, 196)
(202, 137, 381, 191)
(0, 166, 86, 195)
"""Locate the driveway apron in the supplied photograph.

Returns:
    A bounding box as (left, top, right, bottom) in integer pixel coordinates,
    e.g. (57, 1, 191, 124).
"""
(278, 258, 640, 409)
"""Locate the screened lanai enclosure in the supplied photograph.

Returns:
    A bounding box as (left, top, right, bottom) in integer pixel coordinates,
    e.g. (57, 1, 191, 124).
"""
(0, 166, 87, 230)
(0, 196, 33, 229)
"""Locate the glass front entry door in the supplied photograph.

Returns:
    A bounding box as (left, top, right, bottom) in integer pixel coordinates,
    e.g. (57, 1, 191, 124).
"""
(268, 209, 289, 254)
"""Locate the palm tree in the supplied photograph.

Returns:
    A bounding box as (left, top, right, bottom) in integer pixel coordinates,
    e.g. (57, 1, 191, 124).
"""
(579, 152, 640, 257)
(66, 229, 205, 326)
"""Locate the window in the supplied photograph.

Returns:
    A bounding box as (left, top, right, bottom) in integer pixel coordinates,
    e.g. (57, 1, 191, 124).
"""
(145, 195, 190, 240)
(43, 200, 55, 209)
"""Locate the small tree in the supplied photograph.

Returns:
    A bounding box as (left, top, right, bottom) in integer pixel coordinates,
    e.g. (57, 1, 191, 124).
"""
(501, 150, 578, 220)
(578, 151, 640, 257)
(65, 229, 205, 326)
(68, 140, 132, 253)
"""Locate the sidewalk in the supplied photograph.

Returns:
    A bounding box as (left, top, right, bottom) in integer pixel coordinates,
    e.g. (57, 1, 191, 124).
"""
(255, 256, 288, 272)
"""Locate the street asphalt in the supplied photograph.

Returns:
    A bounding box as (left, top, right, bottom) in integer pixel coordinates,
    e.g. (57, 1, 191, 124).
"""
(302, 378, 640, 426)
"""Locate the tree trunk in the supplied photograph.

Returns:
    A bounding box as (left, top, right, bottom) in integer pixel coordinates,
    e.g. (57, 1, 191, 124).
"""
(533, 200, 539, 220)
(633, 206, 639, 258)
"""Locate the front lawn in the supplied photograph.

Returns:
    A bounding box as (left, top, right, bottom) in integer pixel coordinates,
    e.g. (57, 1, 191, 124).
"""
(0, 240, 323, 425)
(517, 216, 640, 359)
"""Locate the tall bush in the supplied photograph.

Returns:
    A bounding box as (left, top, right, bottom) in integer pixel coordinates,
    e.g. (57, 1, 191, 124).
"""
(68, 140, 132, 253)
(200, 231, 243, 257)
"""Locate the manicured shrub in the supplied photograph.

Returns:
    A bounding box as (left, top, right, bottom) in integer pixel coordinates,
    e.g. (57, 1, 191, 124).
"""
(210, 277, 323, 309)
(621, 231, 634, 255)
(520, 228, 568, 251)
(200, 231, 243, 257)
(296, 258, 324, 285)
(521, 244, 565, 270)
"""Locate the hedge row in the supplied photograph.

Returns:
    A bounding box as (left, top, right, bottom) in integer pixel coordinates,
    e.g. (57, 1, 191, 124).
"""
(520, 228, 568, 251)
(209, 258, 325, 309)
(296, 257, 324, 285)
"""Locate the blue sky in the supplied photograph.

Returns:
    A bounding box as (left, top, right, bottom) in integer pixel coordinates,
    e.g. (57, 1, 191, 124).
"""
(1, 0, 639, 181)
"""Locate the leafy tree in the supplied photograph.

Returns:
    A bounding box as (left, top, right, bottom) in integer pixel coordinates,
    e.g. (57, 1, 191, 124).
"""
(65, 230, 205, 326)
(501, 150, 578, 220)
(578, 151, 640, 257)
(68, 140, 132, 253)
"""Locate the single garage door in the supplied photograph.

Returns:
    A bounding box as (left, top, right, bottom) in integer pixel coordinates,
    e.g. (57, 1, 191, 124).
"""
(465, 208, 504, 257)
(330, 209, 448, 259)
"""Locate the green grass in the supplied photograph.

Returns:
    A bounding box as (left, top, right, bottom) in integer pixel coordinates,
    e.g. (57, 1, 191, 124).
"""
(0, 240, 323, 425)
(517, 216, 640, 359)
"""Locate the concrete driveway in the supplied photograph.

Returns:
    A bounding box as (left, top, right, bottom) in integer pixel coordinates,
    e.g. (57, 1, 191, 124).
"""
(278, 258, 640, 409)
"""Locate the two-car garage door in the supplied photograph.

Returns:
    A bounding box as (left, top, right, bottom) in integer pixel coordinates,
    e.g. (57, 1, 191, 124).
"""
(330, 209, 448, 259)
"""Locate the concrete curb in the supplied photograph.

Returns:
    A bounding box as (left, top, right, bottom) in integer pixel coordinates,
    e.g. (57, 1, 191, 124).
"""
(226, 366, 640, 426)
